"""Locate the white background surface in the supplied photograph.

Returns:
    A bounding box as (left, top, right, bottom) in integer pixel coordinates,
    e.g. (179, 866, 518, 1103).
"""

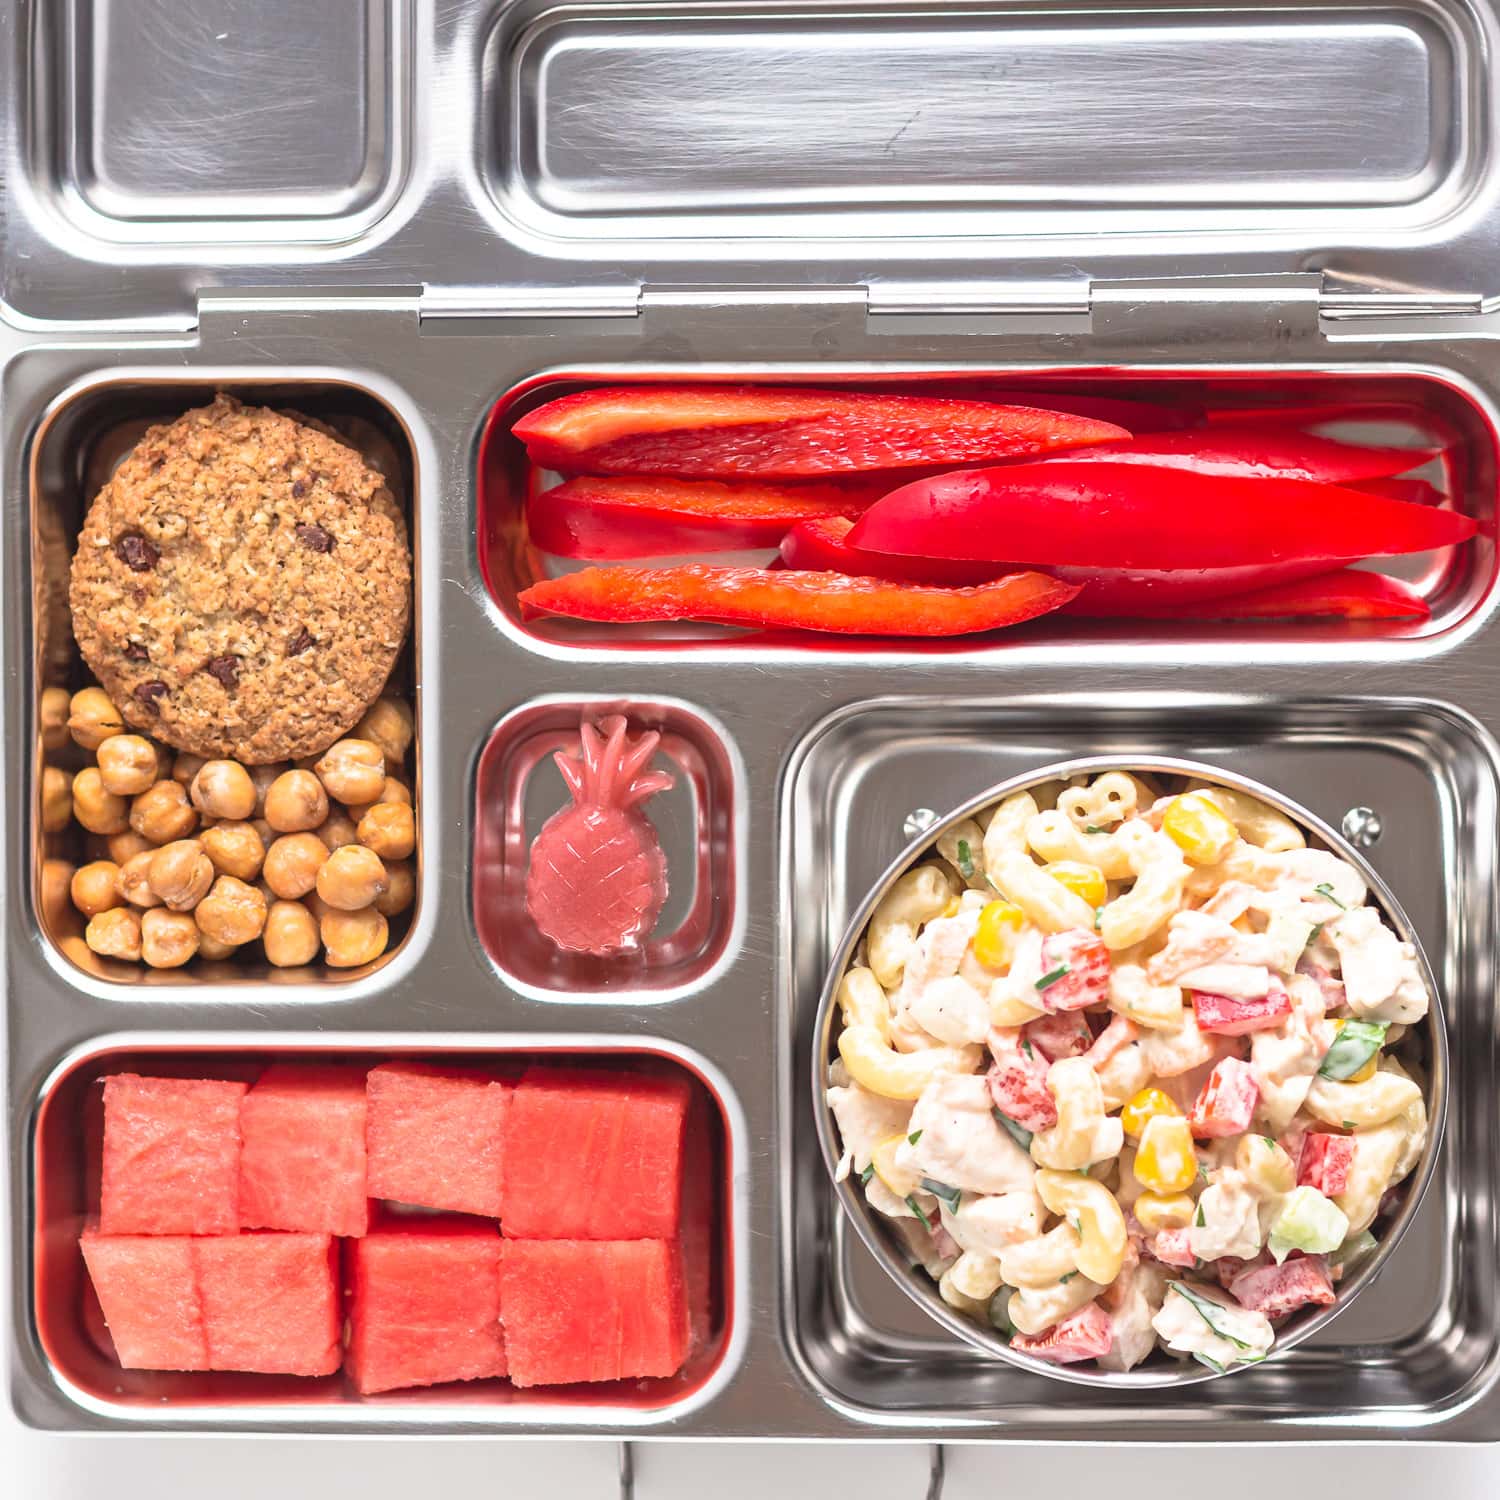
(5, 1425, 1500, 1498)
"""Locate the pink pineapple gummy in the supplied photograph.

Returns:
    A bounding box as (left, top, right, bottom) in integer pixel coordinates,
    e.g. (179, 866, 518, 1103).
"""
(525, 715, 674, 956)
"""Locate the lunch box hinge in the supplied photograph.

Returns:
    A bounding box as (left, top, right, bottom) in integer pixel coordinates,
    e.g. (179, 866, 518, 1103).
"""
(418, 286, 644, 322)
(864, 283, 1090, 326)
(195, 286, 423, 330)
(1089, 273, 1325, 343)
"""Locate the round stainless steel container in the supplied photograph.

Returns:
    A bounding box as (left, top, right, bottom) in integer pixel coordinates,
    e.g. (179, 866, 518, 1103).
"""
(811, 755, 1449, 1388)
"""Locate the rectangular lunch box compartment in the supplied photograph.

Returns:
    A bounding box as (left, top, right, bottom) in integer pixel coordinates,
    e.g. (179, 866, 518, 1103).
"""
(472, 698, 740, 1000)
(781, 696, 1498, 1433)
(29, 1039, 736, 1422)
(29, 376, 423, 988)
(481, 368, 1494, 649)
(27, 0, 409, 243)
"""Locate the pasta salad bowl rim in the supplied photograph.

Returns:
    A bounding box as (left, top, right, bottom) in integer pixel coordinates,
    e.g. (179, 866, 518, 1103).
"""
(810, 754, 1450, 1389)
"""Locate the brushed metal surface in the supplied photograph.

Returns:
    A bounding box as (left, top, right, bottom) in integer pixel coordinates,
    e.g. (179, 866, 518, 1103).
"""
(804, 753, 1448, 1391)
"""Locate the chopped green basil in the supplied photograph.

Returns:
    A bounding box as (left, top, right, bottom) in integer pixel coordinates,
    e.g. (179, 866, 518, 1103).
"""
(1193, 1351, 1227, 1374)
(1066, 1211, 1082, 1235)
(859, 1163, 875, 1186)
(956, 839, 975, 880)
(1060, 1270, 1077, 1284)
(1196, 1158, 1209, 1181)
(1318, 1019, 1388, 1081)
(1195, 1201, 1206, 1228)
(1169, 1281, 1260, 1351)
(1020, 1038, 1035, 1060)
(1307, 923, 1323, 948)
(991, 1106, 1034, 1152)
(906, 1195, 932, 1231)
(920, 1177, 962, 1214)
(908, 1129, 923, 1146)
(1036, 964, 1070, 992)
(1094, 906, 1104, 932)
(1085, 825, 1105, 835)
(1261, 1136, 1277, 1150)
(1343, 1120, 1356, 1131)
(1314, 882, 1346, 910)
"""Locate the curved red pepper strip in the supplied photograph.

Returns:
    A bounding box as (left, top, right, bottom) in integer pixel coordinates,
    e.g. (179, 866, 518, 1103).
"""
(779, 515, 1007, 587)
(1102, 569, 1429, 622)
(518, 564, 1080, 637)
(512, 385, 1128, 478)
(526, 475, 883, 559)
(848, 463, 1476, 570)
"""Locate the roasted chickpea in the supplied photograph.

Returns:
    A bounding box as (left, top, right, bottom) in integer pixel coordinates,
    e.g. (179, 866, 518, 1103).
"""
(40, 685, 71, 751)
(196, 933, 238, 961)
(189, 760, 256, 821)
(86, 906, 141, 961)
(68, 687, 124, 750)
(71, 860, 122, 918)
(195, 875, 267, 946)
(73, 767, 129, 835)
(248, 762, 288, 818)
(355, 802, 415, 861)
(107, 830, 153, 865)
(130, 779, 198, 843)
(315, 844, 387, 910)
(263, 832, 330, 900)
(303, 889, 334, 924)
(41, 766, 75, 832)
(148, 839, 214, 911)
(200, 821, 266, 882)
(373, 859, 414, 918)
(97, 734, 162, 796)
(320, 906, 388, 968)
(314, 739, 386, 806)
(264, 899, 321, 967)
(348, 775, 411, 822)
(118, 850, 164, 909)
(264, 770, 328, 833)
(317, 809, 360, 852)
(171, 751, 207, 787)
(140, 908, 200, 968)
(354, 697, 414, 771)
(41, 858, 76, 930)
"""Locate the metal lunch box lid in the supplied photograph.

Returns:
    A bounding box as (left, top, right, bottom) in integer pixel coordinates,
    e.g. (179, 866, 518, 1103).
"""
(2, 0, 1494, 328)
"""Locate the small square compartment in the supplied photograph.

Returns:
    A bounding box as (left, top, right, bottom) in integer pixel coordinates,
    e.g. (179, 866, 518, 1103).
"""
(26, 1038, 740, 1427)
(781, 696, 1497, 1436)
(28, 374, 424, 989)
(472, 698, 740, 1000)
(478, 368, 1495, 652)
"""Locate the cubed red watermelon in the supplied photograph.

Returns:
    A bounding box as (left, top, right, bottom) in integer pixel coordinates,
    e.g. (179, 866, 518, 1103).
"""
(238, 1064, 370, 1237)
(100, 1075, 247, 1235)
(194, 1232, 340, 1376)
(79, 1228, 207, 1371)
(366, 1062, 511, 1219)
(500, 1238, 689, 1388)
(346, 1220, 506, 1395)
(502, 1066, 690, 1240)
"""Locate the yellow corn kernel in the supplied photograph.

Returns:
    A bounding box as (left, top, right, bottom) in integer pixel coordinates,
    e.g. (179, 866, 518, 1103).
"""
(973, 900, 1025, 970)
(1134, 1190, 1196, 1233)
(1045, 860, 1107, 909)
(942, 896, 963, 919)
(1120, 1086, 1181, 1142)
(1162, 792, 1238, 867)
(1133, 1114, 1199, 1195)
(1329, 1018, 1380, 1082)
(870, 1134, 921, 1199)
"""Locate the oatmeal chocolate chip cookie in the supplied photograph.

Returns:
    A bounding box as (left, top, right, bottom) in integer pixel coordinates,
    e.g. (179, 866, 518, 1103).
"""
(69, 394, 411, 764)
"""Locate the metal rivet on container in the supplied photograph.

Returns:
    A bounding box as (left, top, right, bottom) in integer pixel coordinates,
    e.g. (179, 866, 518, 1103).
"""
(903, 807, 941, 840)
(1342, 806, 1384, 848)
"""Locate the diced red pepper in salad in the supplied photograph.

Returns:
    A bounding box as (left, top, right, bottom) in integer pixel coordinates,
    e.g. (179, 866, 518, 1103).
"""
(985, 1029, 1058, 1132)
(1229, 1255, 1336, 1319)
(526, 475, 883, 559)
(1188, 1058, 1261, 1139)
(517, 564, 1080, 637)
(1037, 426, 1438, 483)
(848, 463, 1477, 570)
(1010, 1301, 1115, 1364)
(1191, 986, 1293, 1036)
(1298, 1134, 1357, 1196)
(1035, 930, 1112, 1012)
(1023, 1009, 1095, 1062)
(1106, 569, 1430, 623)
(1148, 1229, 1197, 1269)
(512, 385, 1130, 479)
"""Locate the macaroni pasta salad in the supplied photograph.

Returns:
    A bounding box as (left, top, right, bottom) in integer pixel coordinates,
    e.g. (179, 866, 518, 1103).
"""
(826, 771, 1432, 1373)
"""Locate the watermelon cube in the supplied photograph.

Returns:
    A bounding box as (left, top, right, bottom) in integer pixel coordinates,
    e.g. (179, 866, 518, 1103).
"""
(502, 1066, 691, 1240)
(79, 1228, 207, 1371)
(238, 1064, 370, 1237)
(347, 1221, 505, 1395)
(366, 1062, 511, 1218)
(100, 1074, 247, 1235)
(501, 1239, 689, 1388)
(195, 1232, 340, 1376)
(1298, 1132, 1357, 1196)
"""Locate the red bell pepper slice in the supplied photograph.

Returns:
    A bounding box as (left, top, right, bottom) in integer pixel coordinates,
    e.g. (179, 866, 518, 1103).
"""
(511, 385, 1129, 478)
(1037, 426, 1438, 483)
(517, 563, 1079, 636)
(779, 515, 1007, 587)
(1189, 1058, 1261, 1139)
(526, 475, 882, 559)
(938, 387, 1201, 432)
(1108, 569, 1430, 622)
(1351, 476, 1444, 506)
(848, 463, 1477, 569)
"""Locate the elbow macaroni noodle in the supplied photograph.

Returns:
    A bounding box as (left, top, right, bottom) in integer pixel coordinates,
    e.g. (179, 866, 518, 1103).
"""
(826, 770, 1435, 1373)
